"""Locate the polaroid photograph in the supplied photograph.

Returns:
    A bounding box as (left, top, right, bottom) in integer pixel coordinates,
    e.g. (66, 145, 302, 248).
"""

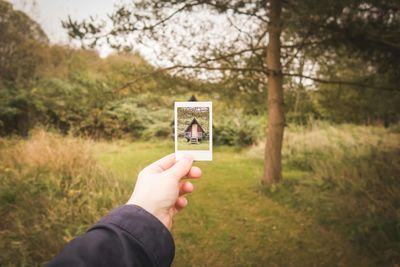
(175, 101, 212, 161)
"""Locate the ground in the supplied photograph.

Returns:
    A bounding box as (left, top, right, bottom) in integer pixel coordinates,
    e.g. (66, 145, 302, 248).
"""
(177, 138, 210, 150)
(98, 141, 371, 267)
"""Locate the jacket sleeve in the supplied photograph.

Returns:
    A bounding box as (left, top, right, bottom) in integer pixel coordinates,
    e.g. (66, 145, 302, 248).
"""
(47, 205, 175, 267)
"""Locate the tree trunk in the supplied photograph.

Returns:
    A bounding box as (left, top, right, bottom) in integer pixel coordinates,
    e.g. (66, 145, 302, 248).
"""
(262, 0, 284, 184)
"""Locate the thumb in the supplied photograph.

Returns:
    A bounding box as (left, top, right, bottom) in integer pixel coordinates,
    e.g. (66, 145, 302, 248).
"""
(163, 154, 193, 180)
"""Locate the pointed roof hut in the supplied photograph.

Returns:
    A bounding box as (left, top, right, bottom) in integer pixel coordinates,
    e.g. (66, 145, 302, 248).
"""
(184, 117, 205, 142)
(184, 117, 205, 133)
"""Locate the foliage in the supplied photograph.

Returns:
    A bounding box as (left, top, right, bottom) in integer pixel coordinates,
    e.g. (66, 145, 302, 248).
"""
(310, 55, 400, 124)
(213, 111, 264, 147)
(100, 98, 173, 139)
(0, 0, 48, 83)
(290, 0, 400, 84)
(0, 41, 184, 138)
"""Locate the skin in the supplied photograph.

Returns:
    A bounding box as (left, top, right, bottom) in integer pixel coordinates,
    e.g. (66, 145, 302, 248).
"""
(127, 154, 202, 230)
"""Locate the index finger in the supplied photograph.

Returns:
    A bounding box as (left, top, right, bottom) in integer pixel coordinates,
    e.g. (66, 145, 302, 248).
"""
(162, 154, 194, 180)
(145, 153, 176, 173)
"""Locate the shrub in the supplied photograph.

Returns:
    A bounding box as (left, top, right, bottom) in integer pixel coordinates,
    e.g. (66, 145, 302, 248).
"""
(142, 122, 171, 140)
(76, 97, 173, 140)
(214, 112, 263, 147)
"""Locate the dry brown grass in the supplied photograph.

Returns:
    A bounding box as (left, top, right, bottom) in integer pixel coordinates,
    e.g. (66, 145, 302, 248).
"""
(1, 129, 100, 177)
(0, 129, 128, 266)
(247, 122, 400, 162)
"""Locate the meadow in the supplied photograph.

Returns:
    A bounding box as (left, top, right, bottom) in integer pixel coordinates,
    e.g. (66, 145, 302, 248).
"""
(177, 138, 210, 150)
(0, 123, 399, 267)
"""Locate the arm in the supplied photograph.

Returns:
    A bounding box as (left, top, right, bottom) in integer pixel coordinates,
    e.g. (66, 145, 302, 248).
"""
(47, 205, 174, 267)
(47, 154, 201, 267)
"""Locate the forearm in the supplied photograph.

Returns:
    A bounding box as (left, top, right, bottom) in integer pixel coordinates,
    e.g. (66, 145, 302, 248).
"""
(47, 205, 175, 267)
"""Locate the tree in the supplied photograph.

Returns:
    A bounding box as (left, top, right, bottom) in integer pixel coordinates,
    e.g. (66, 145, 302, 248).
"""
(0, 0, 48, 135)
(0, 0, 48, 83)
(64, 0, 400, 184)
(264, 0, 283, 183)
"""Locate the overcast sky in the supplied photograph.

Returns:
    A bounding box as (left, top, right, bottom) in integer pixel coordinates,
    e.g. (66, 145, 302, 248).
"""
(10, 0, 130, 57)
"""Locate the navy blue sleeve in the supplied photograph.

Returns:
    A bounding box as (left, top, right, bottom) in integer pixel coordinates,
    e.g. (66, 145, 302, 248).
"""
(47, 205, 175, 267)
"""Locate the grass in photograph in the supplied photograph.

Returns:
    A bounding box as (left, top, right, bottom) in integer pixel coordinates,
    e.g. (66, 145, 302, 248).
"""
(177, 138, 210, 150)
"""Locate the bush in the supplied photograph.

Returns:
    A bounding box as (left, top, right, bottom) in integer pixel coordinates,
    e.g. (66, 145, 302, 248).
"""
(142, 122, 172, 140)
(213, 112, 263, 147)
(98, 98, 173, 139)
(0, 130, 129, 266)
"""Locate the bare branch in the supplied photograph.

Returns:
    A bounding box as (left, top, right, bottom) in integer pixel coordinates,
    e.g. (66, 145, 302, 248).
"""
(283, 72, 399, 91)
(115, 64, 268, 92)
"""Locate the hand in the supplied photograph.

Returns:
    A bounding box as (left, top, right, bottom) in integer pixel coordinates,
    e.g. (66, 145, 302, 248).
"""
(127, 154, 201, 230)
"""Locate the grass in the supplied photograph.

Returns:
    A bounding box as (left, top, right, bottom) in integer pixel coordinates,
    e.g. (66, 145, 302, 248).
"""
(0, 130, 128, 266)
(0, 124, 399, 266)
(97, 142, 371, 267)
(177, 138, 210, 150)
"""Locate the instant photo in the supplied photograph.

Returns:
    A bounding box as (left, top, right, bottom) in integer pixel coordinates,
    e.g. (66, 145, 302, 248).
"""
(174, 102, 212, 161)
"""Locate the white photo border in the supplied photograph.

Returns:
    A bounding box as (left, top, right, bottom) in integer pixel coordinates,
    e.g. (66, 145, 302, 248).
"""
(174, 101, 212, 161)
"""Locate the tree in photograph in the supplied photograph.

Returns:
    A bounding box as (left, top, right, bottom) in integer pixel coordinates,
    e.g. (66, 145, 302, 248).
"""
(64, 0, 400, 184)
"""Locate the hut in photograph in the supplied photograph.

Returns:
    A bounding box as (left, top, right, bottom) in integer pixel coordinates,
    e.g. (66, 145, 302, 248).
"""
(184, 117, 205, 144)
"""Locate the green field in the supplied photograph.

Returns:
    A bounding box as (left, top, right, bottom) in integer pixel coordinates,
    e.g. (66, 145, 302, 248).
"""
(177, 138, 210, 150)
(1, 125, 399, 266)
(98, 142, 368, 266)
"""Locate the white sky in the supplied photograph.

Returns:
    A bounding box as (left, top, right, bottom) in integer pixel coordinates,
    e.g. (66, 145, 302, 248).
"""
(9, 0, 130, 57)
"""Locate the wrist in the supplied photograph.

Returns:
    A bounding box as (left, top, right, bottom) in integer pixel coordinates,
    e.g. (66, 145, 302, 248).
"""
(127, 200, 170, 230)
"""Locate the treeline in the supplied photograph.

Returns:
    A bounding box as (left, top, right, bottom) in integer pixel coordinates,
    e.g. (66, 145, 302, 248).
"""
(1, 1, 399, 142)
(0, 2, 192, 139)
(0, 43, 174, 138)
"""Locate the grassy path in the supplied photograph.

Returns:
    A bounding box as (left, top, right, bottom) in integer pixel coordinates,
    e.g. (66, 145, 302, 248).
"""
(97, 142, 370, 267)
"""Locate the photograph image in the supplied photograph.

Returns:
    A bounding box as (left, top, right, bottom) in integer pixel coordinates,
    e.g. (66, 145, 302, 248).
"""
(177, 106, 210, 151)
(175, 102, 212, 161)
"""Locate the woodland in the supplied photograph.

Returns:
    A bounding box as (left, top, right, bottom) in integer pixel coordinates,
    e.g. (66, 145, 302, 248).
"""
(0, 0, 399, 266)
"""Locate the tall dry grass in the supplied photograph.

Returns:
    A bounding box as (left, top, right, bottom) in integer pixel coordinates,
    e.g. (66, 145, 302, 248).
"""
(248, 121, 399, 168)
(0, 130, 129, 266)
(283, 122, 398, 169)
(1, 129, 98, 176)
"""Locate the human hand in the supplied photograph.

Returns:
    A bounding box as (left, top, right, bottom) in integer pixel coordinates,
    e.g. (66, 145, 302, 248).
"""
(127, 154, 201, 230)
